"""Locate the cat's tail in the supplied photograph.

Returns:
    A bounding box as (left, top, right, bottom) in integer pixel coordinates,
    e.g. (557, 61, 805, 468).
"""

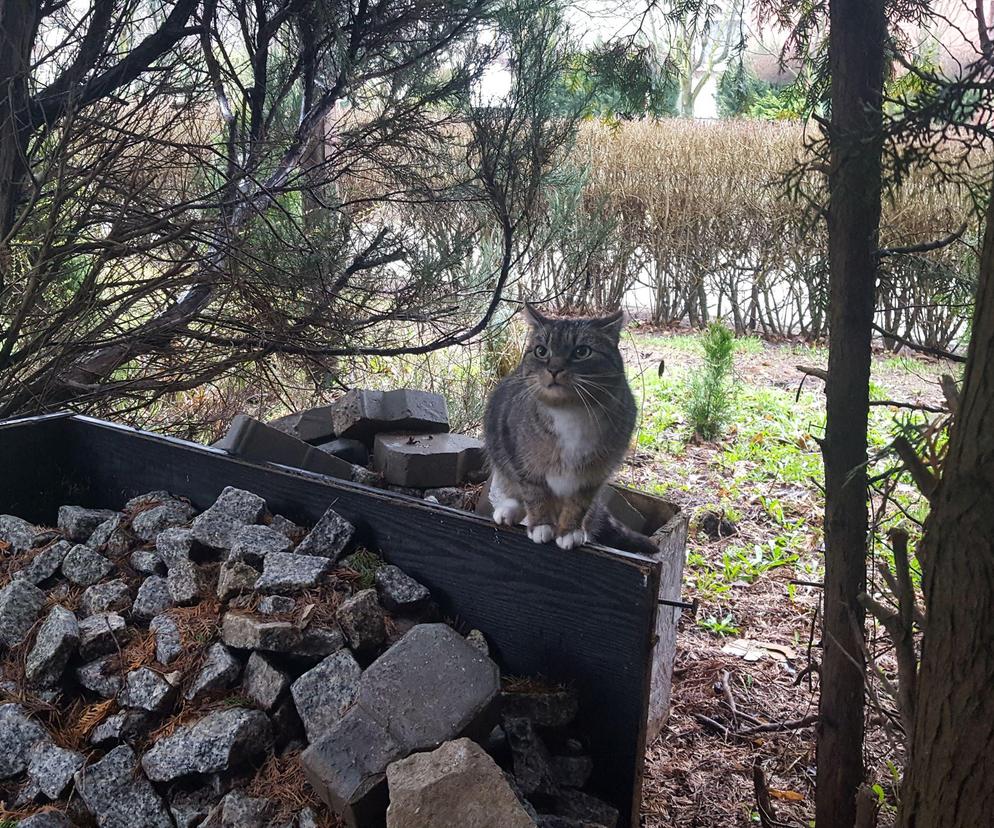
(587, 506, 660, 557)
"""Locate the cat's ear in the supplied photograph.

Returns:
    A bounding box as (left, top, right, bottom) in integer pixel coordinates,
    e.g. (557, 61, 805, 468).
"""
(592, 308, 625, 342)
(521, 302, 551, 329)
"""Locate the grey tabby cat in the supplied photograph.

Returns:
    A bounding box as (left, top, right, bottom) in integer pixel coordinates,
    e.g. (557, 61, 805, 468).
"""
(484, 304, 657, 555)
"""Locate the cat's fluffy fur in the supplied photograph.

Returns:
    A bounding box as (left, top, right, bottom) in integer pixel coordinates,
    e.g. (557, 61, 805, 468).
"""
(484, 304, 655, 554)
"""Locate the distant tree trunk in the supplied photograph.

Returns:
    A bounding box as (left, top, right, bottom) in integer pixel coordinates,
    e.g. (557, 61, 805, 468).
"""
(897, 173, 994, 828)
(0, 0, 37, 244)
(818, 1, 886, 826)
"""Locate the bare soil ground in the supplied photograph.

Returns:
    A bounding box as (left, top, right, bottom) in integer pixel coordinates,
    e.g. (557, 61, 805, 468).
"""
(623, 327, 953, 827)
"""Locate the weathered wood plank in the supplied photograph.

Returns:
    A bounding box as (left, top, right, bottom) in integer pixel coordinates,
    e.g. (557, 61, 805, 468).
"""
(0, 415, 666, 826)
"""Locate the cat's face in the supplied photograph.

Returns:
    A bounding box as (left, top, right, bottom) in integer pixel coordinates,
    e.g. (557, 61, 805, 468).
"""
(520, 304, 626, 406)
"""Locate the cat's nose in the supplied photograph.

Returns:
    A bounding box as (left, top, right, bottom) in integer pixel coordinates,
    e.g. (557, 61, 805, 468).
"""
(548, 367, 563, 378)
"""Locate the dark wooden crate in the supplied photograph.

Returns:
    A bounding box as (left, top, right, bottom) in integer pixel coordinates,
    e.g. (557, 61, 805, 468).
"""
(0, 414, 681, 826)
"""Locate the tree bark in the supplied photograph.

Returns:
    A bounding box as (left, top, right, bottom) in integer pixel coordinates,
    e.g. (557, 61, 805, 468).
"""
(818, 1, 886, 826)
(898, 174, 994, 828)
(0, 0, 38, 244)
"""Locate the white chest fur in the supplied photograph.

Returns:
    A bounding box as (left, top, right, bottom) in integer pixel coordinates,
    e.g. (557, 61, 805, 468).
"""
(544, 406, 595, 496)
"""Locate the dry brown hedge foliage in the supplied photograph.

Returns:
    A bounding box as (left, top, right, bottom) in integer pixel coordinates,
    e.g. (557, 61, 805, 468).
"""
(526, 120, 977, 347)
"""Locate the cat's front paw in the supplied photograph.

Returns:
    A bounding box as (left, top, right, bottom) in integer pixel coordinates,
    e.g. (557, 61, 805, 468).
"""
(555, 528, 587, 550)
(527, 524, 555, 544)
(493, 502, 525, 526)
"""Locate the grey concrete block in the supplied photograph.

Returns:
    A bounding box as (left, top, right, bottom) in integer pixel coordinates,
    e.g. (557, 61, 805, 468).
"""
(267, 405, 337, 443)
(216, 560, 260, 601)
(132, 499, 195, 542)
(132, 575, 174, 619)
(185, 643, 241, 702)
(357, 623, 500, 753)
(301, 706, 404, 828)
(155, 527, 195, 568)
(0, 514, 39, 553)
(150, 614, 182, 665)
(27, 742, 85, 799)
(118, 667, 179, 713)
(332, 388, 449, 445)
(315, 437, 368, 466)
(0, 703, 50, 780)
(215, 415, 352, 480)
(76, 656, 123, 699)
(373, 433, 485, 488)
(228, 524, 292, 564)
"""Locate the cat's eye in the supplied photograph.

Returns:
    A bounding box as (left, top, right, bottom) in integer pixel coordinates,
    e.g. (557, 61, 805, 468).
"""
(533, 344, 549, 359)
(572, 345, 592, 360)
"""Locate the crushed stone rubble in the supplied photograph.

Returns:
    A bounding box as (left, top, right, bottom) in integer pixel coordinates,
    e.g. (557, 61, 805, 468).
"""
(0, 487, 617, 827)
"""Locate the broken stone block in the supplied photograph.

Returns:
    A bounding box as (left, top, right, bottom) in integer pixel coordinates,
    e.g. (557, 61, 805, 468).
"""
(552, 790, 619, 828)
(268, 405, 337, 443)
(155, 527, 195, 568)
(551, 754, 594, 789)
(190, 486, 266, 550)
(358, 623, 500, 753)
(221, 612, 299, 652)
(228, 524, 292, 564)
(150, 614, 182, 665)
(25, 605, 79, 687)
(75, 744, 173, 828)
(17, 813, 73, 828)
(89, 710, 154, 748)
(291, 649, 362, 741)
(294, 506, 355, 559)
(254, 551, 333, 593)
(216, 560, 260, 601)
(61, 544, 114, 586)
(168, 785, 217, 828)
(87, 515, 136, 555)
(374, 565, 431, 615)
(503, 716, 559, 797)
(0, 514, 38, 553)
(131, 548, 165, 576)
(332, 388, 449, 445)
(167, 560, 208, 605)
(118, 667, 179, 713)
(142, 708, 274, 782)
(351, 465, 383, 487)
(0, 703, 50, 779)
(302, 706, 404, 828)
(58, 506, 118, 542)
(132, 575, 173, 619)
(28, 742, 85, 799)
(13, 540, 71, 586)
(0, 579, 46, 648)
(215, 415, 353, 480)
(385, 738, 536, 828)
(210, 789, 275, 828)
(78, 612, 128, 660)
(241, 651, 289, 711)
(132, 499, 196, 542)
(257, 595, 295, 615)
(501, 688, 579, 728)
(373, 433, 486, 488)
(185, 643, 241, 702)
(315, 437, 369, 466)
(81, 580, 131, 616)
(268, 515, 301, 539)
(336, 588, 386, 652)
(76, 656, 123, 699)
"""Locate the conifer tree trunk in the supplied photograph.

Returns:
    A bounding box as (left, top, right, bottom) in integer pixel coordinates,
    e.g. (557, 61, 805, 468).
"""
(818, 1, 886, 825)
(898, 174, 994, 828)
